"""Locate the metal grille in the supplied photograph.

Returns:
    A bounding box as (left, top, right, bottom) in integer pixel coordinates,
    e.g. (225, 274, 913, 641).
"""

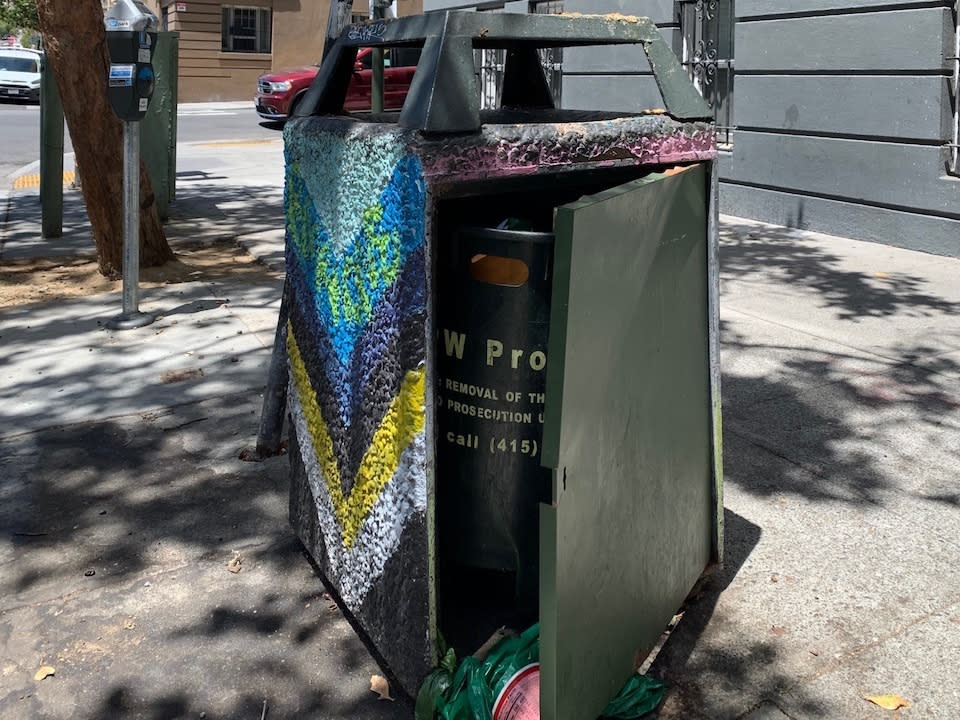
(679, 0, 735, 148)
(474, 2, 565, 111)
(948, 1, 959, 176)
(533, 1, 564, 106)
(476, 47, 506, 110)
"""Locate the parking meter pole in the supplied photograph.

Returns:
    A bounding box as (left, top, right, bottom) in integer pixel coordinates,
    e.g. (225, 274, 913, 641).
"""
(121, 121, 140, 314)
(107, 121, 154, 330)
(104, 0, 159, 331)
(40, 58, 64, 238)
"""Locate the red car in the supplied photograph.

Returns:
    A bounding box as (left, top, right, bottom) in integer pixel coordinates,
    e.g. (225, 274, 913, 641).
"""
(255, 46, 419, 121)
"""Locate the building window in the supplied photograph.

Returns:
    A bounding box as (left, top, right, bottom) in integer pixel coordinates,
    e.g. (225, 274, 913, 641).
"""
(948, 2, 959, 177)
(679, 0, 735, 148)
(221, 6, 272, 53)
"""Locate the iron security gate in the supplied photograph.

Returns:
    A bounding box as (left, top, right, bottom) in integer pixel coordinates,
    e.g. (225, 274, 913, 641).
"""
(475, 1, 564, 110)
(679, 0, 735, 147)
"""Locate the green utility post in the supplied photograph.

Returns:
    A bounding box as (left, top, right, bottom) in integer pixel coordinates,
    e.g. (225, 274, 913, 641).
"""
(142, 31, 179, 220)
(39, 56, 64, 238)
(371, 1, 386, 113)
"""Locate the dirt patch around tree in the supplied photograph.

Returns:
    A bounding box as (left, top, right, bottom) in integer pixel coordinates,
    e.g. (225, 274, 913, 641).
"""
(0, 241, 278, 309)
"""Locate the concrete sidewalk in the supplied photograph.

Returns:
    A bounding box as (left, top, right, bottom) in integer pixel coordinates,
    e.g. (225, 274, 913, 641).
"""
(1, 142, 958, 719)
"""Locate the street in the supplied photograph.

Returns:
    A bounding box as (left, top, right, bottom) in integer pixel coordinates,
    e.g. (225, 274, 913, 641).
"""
(0, 100, 280, 182)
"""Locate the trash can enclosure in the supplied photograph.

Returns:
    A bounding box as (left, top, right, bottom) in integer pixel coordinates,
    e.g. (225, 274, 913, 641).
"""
(284, 11, 722, 715)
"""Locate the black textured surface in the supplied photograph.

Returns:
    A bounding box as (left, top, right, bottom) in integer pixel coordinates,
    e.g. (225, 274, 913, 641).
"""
(357, 510, 432, 696)
(288, 434, 431, 698)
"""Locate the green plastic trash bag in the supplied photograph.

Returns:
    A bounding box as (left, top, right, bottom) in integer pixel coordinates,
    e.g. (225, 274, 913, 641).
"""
(415, 648, 457, 720)
(601, 673, 666, 719)
(417, 623, 664, 720)
(482, 623, 539, 698)
(415, 668, 453, 720)
(417, 624, 540, 720)
(439, 657, 493, 720)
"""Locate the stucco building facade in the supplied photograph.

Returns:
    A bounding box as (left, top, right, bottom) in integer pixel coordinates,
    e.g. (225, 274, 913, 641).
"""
(145, 0, 422, 102)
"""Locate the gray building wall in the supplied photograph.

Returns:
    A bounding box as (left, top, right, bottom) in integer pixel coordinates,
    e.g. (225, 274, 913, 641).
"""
(423, 1, 960, 256)
(727, 1, 959, 256)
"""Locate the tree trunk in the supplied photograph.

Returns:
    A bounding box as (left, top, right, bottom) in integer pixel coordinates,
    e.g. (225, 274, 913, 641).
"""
(35, 0, 173, 278)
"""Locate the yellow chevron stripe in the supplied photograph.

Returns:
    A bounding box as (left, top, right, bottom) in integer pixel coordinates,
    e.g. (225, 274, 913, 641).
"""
(287, 322, 425, 548)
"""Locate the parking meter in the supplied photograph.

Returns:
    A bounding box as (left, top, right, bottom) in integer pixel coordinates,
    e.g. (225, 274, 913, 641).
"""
(104, 0, 158, 121)
(103, 0, 158, 330)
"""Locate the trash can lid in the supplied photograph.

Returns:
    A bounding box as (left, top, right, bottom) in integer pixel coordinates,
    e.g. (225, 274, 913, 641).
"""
(296, 11, 712, 134)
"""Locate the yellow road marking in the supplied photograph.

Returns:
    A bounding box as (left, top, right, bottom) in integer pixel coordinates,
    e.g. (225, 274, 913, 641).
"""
(12, 171, 76, 190)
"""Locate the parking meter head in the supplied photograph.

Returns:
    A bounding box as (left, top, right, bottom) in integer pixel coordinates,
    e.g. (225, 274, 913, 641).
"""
(104, 0, 158, 33)
(104, 0, 158, 121)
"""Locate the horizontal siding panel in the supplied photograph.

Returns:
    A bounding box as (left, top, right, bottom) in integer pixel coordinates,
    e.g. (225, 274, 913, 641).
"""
(217, 58, 274, 68)
(176, 31, 220, 42)
(180, 56, 272, 68)
(180, 60, 229, 69)
(423, 1, 481, 10)
(564, 45, 652, 74)
(175, 14, 225, 24)
(180, 69, 231, 78)
(177, 22, 222, 33)
(737, 8, 950, 71)
(563, 27, 678, 73)
(561, 74, 663, 112)
(735, 75, 950, 141)
(174, 10, 223, 20)
(176, 21, 222, 30)
(180, 39, 222, 51)
(180, 49, 225, 60)
(720, 182, 960, 256)
(721, 131, 960, 216)
(737, 0, 951, 18)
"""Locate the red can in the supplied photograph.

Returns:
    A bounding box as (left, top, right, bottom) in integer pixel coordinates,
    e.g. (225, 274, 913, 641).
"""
(492, 663, 540, 720)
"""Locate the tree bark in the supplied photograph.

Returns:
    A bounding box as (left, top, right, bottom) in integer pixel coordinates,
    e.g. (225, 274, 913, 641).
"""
(35, 0, 173, 278)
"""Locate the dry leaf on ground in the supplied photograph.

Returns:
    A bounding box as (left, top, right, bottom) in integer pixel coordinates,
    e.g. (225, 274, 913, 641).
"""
(370, 674, 394, 701)
(226, 552, 243, 573)
(34, 665, 55, 681)
(864, 694, 911, 710)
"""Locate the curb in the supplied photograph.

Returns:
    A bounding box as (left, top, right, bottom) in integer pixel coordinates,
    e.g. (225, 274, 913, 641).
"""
(6, 153, 77, 192)
(178, 101, 252, 112)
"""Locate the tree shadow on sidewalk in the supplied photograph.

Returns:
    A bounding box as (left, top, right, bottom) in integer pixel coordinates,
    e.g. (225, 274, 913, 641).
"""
(0, 394, 410, 720)
(721, 324, 960, 506)
(643, 225, 960, 717)
(0, 179, 284, 265)
(719, 219, 959, 321)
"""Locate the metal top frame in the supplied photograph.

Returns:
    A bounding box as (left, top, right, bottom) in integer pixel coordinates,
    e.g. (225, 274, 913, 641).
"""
(295, 11, 713, 133)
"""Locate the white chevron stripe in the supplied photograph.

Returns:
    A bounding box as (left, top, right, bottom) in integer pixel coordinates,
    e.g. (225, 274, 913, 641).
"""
(289, 383, 427, 608)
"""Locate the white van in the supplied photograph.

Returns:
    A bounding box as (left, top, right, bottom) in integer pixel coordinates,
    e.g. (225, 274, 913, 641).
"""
(0, 48, 43, 103)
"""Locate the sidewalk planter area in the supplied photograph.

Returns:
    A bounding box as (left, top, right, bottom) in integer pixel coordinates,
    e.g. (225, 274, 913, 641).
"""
(282, 12, 723, 717)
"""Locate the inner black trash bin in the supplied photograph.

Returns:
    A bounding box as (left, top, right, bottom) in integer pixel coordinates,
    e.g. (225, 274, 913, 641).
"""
(436, 223, 554, 649)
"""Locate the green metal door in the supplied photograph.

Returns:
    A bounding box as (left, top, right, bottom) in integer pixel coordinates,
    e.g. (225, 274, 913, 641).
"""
(539, 164, 719, 720)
